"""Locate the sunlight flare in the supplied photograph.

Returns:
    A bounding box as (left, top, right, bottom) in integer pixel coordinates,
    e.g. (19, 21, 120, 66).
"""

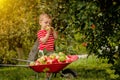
(0, 0, 5, 9)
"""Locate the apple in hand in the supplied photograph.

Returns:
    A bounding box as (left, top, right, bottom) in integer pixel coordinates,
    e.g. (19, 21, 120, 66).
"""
(45, 26, 53, 31)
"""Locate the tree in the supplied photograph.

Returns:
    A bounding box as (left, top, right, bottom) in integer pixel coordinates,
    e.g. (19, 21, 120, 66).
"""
(38, 0, 120, 75)
(0, 0, 39, 63)
(0, 0, 120, 76)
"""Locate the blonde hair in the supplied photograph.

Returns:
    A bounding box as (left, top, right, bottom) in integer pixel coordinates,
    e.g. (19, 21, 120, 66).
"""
(39, 13, 52, 22)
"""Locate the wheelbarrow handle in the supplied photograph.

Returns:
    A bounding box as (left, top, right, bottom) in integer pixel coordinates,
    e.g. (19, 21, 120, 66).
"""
(12, 58, 33, 62)
(0, 64, 29, 67)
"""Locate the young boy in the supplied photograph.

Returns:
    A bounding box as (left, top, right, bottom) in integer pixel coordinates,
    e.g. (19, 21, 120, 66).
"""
(37, 13, 58, 80)
(37, 13, 58, 54)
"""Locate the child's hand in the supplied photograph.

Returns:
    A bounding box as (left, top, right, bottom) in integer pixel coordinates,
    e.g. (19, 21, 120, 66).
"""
(46, 26, 52, 30)
(50, 27, 54, 31)
(46, 26, 54, 33)
(47, 28, 52, 34)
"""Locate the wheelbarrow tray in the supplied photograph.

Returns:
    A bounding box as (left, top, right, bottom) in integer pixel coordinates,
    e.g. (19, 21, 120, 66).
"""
(30, 55, 79, 73)
(29, 62, 70, 73)
(30, 55, 78, 73)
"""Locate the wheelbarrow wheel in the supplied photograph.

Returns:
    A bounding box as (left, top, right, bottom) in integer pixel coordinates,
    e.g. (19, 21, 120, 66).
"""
(61, 68, 77, 79)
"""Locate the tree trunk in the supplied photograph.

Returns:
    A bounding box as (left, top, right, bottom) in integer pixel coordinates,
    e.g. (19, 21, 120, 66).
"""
(16, 48, 23, 59)
(16, 47, 24, 64)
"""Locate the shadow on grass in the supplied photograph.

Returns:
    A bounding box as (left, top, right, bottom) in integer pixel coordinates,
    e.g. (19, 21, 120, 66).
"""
(65, 67, 109, 80)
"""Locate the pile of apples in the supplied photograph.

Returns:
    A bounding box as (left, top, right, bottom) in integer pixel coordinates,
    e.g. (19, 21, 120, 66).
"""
(29, 52, 78, 66)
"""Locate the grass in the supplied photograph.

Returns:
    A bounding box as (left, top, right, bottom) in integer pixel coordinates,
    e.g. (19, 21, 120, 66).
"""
(0, 55, 113, 80)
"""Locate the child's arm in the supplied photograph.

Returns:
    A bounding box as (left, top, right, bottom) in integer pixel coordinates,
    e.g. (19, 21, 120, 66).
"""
(53, 29, 58, 39)
(46, 26, 58, 39)
(39, 29, 51, 44)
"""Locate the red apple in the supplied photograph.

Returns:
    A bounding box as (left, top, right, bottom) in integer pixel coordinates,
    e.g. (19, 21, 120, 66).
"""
(52, 58, 59, 64)
(65, 56, 72, 63)
(35, 61, 41, 65)
(46, 57, 52, 64)
(67, 55, 78, 62)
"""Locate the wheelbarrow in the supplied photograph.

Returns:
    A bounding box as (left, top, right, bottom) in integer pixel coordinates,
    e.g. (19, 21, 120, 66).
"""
(0, 55, 79, 80)
(30, 63, 70, 80)
(29, 55, 79, 80)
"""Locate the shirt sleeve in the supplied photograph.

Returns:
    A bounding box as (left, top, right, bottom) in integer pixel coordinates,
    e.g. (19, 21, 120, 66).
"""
(37, 30, 46, 39)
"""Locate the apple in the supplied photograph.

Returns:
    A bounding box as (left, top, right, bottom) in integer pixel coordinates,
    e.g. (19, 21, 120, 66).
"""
(58, 56, 66, 62)
(55, 55, 59, 59)
(45, 26, 53, 31)
(29, 61, 35, 66)
(46, 59, 52, 64)
(52, 58, 59, 64)
(49, 53, 57, 59)
(82, 42, 87, 47)
(35, 61, 41, 65)
(67, 55, 78, 62)
(58, 52, 65, 56)
(65, 56, 72, 63)
(46, 57, 52, 64)
(37, 56, 47, 64)
(45, 26, 50, 30)
(65, 59, 72, 63)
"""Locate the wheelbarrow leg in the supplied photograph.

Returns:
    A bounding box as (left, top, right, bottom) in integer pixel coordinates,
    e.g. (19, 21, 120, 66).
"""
(60, 68, 77, 78)
(46, 73, 53, 80)
(35, 72, 39, 80)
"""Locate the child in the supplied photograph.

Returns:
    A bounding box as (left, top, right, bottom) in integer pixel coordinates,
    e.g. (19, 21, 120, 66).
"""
(37, 13, 58, 54)
(37, 13, 58, 80)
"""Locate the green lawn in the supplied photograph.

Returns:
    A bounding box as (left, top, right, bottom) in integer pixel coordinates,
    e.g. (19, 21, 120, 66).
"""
(0, 55, 115, 80)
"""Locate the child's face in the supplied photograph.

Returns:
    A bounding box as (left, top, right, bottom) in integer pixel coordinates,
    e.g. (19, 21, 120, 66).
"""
(40, 17, 51, 29)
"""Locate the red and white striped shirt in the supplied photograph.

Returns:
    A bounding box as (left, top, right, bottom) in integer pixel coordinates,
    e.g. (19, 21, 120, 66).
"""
(37, 30, 55, 51)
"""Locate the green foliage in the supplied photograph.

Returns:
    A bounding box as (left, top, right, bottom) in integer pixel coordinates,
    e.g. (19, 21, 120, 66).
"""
(0, 67, 37, 80)
(42, 0, 120, 68)
(0, 0, 87, 64)
(39, 0, 120, 76)
(0, 0, 120, 77)
(67, 55, 119, 80)
(0, 0, 39, 63)
(106, 69, 119, 79)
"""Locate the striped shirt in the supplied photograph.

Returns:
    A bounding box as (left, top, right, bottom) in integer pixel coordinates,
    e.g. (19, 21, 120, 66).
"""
(37, 30, 55, 51)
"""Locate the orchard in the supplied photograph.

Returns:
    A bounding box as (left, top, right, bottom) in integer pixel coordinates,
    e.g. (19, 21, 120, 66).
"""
(0, 0, 120, 78)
